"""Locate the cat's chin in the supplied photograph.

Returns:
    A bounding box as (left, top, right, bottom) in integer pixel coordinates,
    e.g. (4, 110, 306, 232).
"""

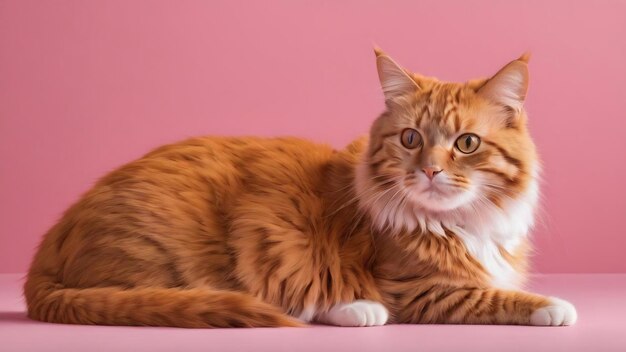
(416, 202, 461, 214)
(408, 189, 476, 214)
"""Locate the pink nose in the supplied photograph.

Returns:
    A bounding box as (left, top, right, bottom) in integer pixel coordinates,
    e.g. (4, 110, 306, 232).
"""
(422, 166, 443, 180)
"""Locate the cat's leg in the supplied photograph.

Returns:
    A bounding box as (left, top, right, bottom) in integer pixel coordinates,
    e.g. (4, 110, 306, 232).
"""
(228, 190, 389, 327)
(396, 285, 577, 326)
(316, 300, 389, 327)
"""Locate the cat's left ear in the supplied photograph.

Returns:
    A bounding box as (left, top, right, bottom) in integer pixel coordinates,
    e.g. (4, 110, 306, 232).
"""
(375, 48, 420, 101)
(477, 54, 530, 111)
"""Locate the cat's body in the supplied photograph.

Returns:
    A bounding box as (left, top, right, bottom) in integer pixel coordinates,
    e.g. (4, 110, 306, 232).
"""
(24, 50, 577, 328)
(26, 137, 380, 327)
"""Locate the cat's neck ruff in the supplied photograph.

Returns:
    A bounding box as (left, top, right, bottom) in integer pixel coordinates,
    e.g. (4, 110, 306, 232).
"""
(354, 159, 540, 290)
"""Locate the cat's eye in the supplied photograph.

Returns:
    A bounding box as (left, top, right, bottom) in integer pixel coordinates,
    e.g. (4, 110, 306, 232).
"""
(400, 128, 422, 149)
(455, 133, 481, 154)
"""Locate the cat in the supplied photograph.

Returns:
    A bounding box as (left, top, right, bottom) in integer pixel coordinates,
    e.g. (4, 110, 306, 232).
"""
(24, 48, 577, 328)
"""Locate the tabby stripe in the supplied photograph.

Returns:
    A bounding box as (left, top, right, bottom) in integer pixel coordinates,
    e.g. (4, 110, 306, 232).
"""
(154, 311, 175, 326)
(424, 89, 433, 101)
(454, 113, 462, 132)
(163, 261, 186, 288)
(325, 269, 333, 293)
(136, 235, 186, 287)
(475, 167, 517, 182)
(279, 280, 288, 304)
(489, 291, 504, 314)
(433, 286, 472, 305)
(408, 286, 436, 307)
(302, 281, 313, 299)
(379, 131, 398, 140)
(391, 272, 428, 283)
(99, 279, 136, 289)
(419, 104, 430, 120)
(277, 214, 306, 233)
(136, 234, 168, 254)
(441, 290, 474, 319)
(454, 88, 462, 103)
(499, 105, 520, 129)
(417, 298, 434, 322)
(377, 181, 397, 193)
(369, 159, 386, 173)
(45, 297, 60, 322)
(443, 105, 457, 127)
(289, 196, 302, 214)
(482, 140, 522, 168)
(369, 143, 384, 158)
(472, 290, 491, 317)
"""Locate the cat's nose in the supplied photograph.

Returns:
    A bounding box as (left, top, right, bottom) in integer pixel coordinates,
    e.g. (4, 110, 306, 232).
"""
(422, 166, 443, 180)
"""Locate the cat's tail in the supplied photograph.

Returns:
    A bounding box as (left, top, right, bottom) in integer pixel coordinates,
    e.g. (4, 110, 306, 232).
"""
(24, 273, 303, 328)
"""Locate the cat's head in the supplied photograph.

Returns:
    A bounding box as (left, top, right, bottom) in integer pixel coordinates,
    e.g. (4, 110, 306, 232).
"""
(357, 49, 539, 233)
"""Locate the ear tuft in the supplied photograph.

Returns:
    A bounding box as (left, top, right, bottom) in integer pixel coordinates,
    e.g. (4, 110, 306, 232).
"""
(518, 52, 531, 63)
(478, 56, 529, 111)
(375, 49, 419, 101)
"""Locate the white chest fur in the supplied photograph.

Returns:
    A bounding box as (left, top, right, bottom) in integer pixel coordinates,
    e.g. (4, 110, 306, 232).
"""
(453, 227, 524, 289)
(356, 158, 540, 289)
(431, 179, 539, 289)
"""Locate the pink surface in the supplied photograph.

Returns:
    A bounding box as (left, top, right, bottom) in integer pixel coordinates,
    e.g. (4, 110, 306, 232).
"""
(1, 273, 625, 351)
(1, 1, 626, 273)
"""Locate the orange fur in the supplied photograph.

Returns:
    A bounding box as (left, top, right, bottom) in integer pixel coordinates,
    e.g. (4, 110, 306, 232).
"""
(24, 50, 574, 328)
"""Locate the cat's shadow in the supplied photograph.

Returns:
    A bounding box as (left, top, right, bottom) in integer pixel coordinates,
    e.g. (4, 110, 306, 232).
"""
(0, 311, 36, 324)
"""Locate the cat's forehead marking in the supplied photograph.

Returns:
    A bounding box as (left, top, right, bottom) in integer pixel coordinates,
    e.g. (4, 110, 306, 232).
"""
(413, 85, 471, 140)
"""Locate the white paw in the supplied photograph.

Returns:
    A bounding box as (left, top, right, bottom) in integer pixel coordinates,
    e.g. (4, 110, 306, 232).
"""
(321, 300, 389, 327)
(530, 297, 578, 326)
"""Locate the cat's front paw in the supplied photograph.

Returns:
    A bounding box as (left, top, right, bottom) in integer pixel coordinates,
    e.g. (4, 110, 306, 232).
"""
(530, 297, 577, 326)
(321, 300, 388, 327)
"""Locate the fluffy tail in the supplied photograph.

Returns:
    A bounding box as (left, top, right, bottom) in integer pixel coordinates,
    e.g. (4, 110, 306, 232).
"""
(24, 274, 302, 328)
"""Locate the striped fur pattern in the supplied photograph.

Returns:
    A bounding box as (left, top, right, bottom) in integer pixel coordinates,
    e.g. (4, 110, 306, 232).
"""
(24, 50, 576, 328)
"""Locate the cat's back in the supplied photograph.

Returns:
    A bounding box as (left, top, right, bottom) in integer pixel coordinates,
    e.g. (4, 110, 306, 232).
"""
(131, 135, 337, 194)
(96, 135, 333, 186)
(69, 135, 338, 230)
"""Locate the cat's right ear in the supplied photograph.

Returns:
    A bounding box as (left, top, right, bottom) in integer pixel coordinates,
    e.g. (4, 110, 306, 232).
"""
(477, 54, 530, 112)
(375, 48, 420, 101)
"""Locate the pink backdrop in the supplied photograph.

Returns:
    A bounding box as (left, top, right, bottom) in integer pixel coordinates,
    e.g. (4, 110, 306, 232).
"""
(1, 1, 625, 273)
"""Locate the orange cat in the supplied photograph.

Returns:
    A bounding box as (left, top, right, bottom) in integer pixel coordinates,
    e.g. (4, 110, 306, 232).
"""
(24, 49, 577, 328)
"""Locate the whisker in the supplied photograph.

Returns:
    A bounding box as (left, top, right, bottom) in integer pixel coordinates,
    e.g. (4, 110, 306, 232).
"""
(326, 174, 403, 218)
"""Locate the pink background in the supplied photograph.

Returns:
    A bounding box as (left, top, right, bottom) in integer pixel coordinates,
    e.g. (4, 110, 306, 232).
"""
(1, 0, 625, 274)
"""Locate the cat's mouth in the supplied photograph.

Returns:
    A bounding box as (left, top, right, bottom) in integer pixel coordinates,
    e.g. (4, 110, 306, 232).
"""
(405, 174, 476, 212)
(420, 182, 444, 195)
(424, 186, 447, 197)
(415, 175, 460, 197)
(421, 185, 459, 205)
